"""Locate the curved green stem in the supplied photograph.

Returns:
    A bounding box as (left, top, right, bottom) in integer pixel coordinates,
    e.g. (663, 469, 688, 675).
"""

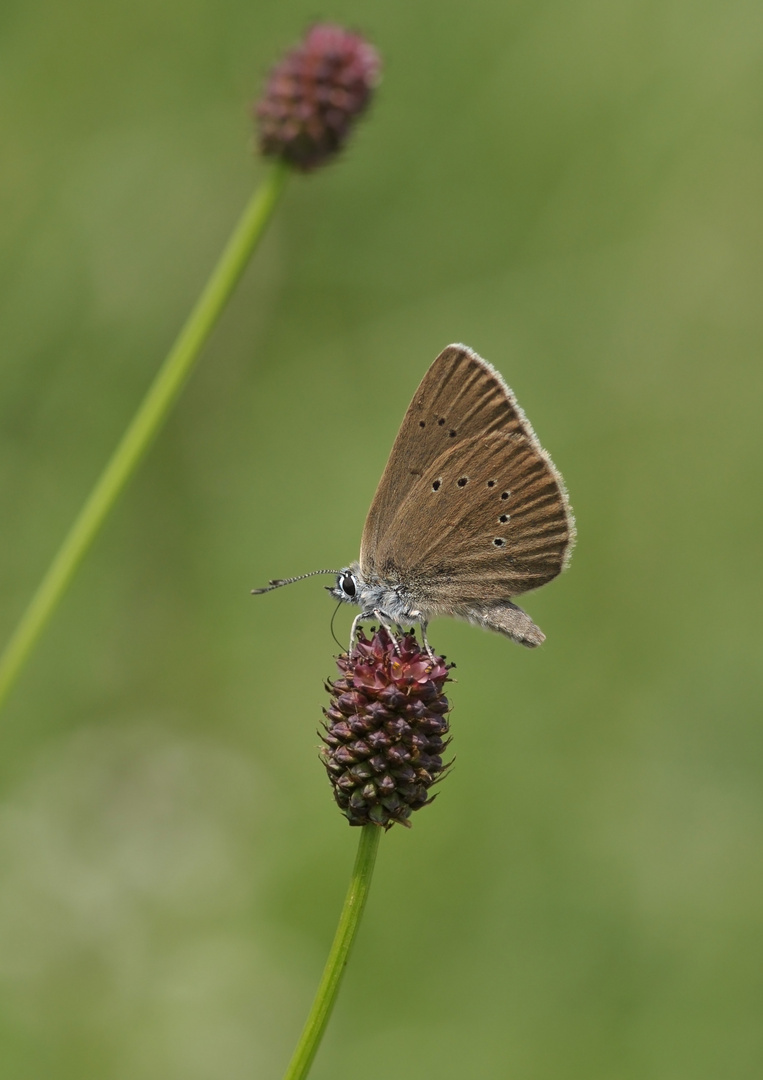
(0, 160, 290, 713)
(284, 824, 382, 1080)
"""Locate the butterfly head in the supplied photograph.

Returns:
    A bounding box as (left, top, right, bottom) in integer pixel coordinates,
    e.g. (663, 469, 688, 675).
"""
(330, 567, 360, 605)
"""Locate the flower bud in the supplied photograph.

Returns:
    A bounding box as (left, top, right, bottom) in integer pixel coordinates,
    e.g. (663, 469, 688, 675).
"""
(321, 629, 452, 828)
(256, 24, 381, 172)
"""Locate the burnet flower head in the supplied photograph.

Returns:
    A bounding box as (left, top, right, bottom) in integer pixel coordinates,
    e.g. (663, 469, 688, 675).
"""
(256, 24, 381, 172)
(321, 629, 453, 829)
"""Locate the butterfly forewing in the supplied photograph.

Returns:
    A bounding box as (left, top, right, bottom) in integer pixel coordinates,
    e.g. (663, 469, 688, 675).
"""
(359, 345, 574, 602)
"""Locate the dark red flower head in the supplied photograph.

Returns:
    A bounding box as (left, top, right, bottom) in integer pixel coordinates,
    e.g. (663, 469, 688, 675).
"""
(321, 629, 453, 829)
(256, 24, 381, 172)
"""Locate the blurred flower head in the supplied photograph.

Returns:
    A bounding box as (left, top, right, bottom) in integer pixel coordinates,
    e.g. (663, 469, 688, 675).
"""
(321, 629, 452, 829)
(256, 24, 381, 172)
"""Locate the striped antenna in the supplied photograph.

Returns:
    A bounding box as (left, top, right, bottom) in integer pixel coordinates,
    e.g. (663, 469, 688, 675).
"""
(251, 569, 341, 595)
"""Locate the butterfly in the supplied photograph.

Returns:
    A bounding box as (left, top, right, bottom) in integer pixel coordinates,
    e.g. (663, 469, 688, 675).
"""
(254, 344, 575, 652)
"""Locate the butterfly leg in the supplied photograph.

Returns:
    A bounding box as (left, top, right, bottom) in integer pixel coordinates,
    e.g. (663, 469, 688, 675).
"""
(407, 610, 436, 660)
(419, 620, 436, 661)
(373, 609, 403, 654)
(349, 610, 375, 652)
(348, 610, 402, 654)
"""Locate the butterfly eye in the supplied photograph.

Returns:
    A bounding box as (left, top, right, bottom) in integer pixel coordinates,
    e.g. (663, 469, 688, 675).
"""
(338, 573, 357, 598)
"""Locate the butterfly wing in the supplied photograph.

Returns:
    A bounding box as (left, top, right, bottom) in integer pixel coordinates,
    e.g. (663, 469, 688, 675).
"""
(359, 345, 575, 607)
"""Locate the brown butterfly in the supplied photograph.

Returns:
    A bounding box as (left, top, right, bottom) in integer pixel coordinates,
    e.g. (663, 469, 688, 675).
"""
(254, 344, 575, 652)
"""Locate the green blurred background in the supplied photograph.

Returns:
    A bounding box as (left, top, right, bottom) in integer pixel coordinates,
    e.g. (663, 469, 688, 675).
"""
(2, 0, 762, 1077)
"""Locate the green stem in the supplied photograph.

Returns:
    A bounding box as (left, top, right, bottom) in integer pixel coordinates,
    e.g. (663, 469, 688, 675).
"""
(0, 160, 290, 713)
(284, 824, 382, 1080)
